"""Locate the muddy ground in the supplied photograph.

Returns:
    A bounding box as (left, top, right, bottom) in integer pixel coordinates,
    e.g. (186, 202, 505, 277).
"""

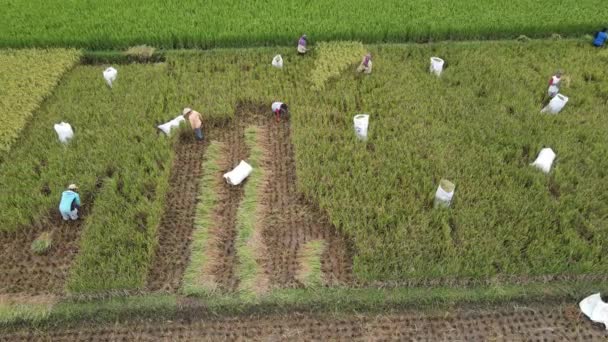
(2, 304, 606, 341)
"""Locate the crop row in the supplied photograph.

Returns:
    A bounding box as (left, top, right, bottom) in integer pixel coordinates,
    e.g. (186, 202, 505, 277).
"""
(0, 0, 605, 49)
(0, 49, 80, 156)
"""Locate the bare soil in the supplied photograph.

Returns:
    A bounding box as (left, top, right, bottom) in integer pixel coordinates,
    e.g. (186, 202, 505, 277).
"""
(3, 305, 606, 341)
(259, 114, 353, 287)
(146, 135, 208, 292)
(0, 211, 85, 295)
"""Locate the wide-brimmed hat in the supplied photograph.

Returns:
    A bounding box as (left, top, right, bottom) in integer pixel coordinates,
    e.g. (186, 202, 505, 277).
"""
(182, 107, 193, 116)
(68, 184, 78, 190)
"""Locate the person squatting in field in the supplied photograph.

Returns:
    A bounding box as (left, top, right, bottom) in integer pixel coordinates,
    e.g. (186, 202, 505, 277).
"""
(547, 71, 562, 97)
(593, 28, 607, 47)
(183, 107, 204, 141)
(297, 35, 308, 54)
(271, 101, 289, 122)
(357, 53, 373, 74)
(59, 184, 81, 221)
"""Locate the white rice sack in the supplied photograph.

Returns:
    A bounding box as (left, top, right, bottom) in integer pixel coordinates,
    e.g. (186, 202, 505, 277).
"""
(434, 179, 455, 208)
(531, 148, 556, 173)
(53, 122, 74, 143)
(580, 293, 608, 330)
(158, 115, 185, 135)
(223, 160, 253, 186)
(103, 67, 117, 88)
(272, 55, 283, 68)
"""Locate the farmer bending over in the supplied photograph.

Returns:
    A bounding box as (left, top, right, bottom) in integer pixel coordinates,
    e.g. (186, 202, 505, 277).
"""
(297, 35, 308, 54)
(183, 107, 204, 141)
(357, 53, 373, 74)
(547, 71, 562, 97)
(271, 101, 289, 122)
(59, 184, 81, 221)
(593, 28, 607, 47)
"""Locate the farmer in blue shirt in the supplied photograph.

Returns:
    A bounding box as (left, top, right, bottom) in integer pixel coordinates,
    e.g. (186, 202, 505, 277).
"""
(593, 28, 607, 47)
(59, 184, 81, 221)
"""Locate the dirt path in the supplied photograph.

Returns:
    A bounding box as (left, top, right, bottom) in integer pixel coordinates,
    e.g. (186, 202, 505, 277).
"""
(0, 212, 84, 295)
(3, 305, 606, 341)
(146, 137, 207, 292)
(260, 117, 353, 287)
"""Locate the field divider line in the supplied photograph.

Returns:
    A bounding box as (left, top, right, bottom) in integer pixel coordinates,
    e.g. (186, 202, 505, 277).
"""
(181, 141, 224, 296)
(235, 126, 270, 299)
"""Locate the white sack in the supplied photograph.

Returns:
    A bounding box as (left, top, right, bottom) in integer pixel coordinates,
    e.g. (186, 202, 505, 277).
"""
(541, 94, 568, 114)
(430, 57, 444, 76)
(353, 114, 369, 140)
(157, 115, 185, 135)
(103, 67, 117, 88)
(53, 122, 74, 143)
(579, 293, 608, 330)
(272, 55, 283, 68)
(434, 179, 455, 208)
(223, 160, 253, 186)
(531, 148, 556, 173)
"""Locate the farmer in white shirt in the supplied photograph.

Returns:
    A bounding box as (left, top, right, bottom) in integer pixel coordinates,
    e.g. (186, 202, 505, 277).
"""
(271, 101, 289, 122)
(547, 71, 562, 98)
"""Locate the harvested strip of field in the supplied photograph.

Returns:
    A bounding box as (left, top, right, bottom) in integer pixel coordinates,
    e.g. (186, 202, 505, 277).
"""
(181, 141, 223, 296)
(0, 49, 80, 156)
(0, 213, 84, 295)
(260, 115, 353, 287)
(235, 126, 269, 296)
(4, 304, 606, 341)
(146, 136, 207, 292)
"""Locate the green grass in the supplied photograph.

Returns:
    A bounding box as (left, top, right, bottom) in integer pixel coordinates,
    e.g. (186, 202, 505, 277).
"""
(235, 127, 266, 298)
(31, 231, 53, 255)
(296, 240, 326, 288)
(0, 1, 606, 49)
(182, 141, 223, 296)
(0, 49, 80, 156)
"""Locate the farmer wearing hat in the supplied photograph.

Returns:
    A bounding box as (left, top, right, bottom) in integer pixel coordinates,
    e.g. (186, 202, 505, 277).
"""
(357, 53, 373, 74)
(547, 71, 562, 97)
(271, 101, 289, 122)
(297, 35, 308, 54)
(59, 184, 81, 221)
(183, 107, 204, 141)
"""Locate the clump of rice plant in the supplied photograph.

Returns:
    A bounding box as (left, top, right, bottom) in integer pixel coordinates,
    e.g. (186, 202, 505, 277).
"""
(31, 232, 52, 255)
(124, 45, 156, 62)
(310, 41, 366, 91)
(296, 240, 326, 288)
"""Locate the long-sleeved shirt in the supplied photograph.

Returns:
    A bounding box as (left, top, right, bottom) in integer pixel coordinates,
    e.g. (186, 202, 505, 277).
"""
(594, 31, 607, 47)
(188, 110, 202, 129)
(298, 37, 307, 47)
(59, 190, 81, 213)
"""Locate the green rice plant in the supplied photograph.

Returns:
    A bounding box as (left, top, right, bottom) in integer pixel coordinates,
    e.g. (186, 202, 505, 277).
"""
(182, 141, 223, 296)
(235, 126, 267, 299)
(0, 1, 605, 49)
(0, 49, 80, 156)
(310, 41, 366, 91)
(295, 240, 326, 288)
(31, 231, 52, 255)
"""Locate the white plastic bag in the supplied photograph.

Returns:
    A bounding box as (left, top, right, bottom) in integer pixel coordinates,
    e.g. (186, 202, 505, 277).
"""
(430, 57, 444, 76)
(434, 179, 455, 208)
(579, 293, 608, 330)
(353, 114, 369, 140)
(157, 115, 185, 135)
(541, 94, 568, 114)
(223, 160, 253, 185)
(272, 55, 283, 68)
(531, 148, 556, 173)
(103, 67, 117, 88)
(53, 122, 74, 143)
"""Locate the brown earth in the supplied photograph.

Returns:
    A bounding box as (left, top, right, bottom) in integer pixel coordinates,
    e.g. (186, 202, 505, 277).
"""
(0, 211, 85, 295)
(259, 113, 353, 287)
(3, 305, 606, 341)
(146, 133, 208, 292)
